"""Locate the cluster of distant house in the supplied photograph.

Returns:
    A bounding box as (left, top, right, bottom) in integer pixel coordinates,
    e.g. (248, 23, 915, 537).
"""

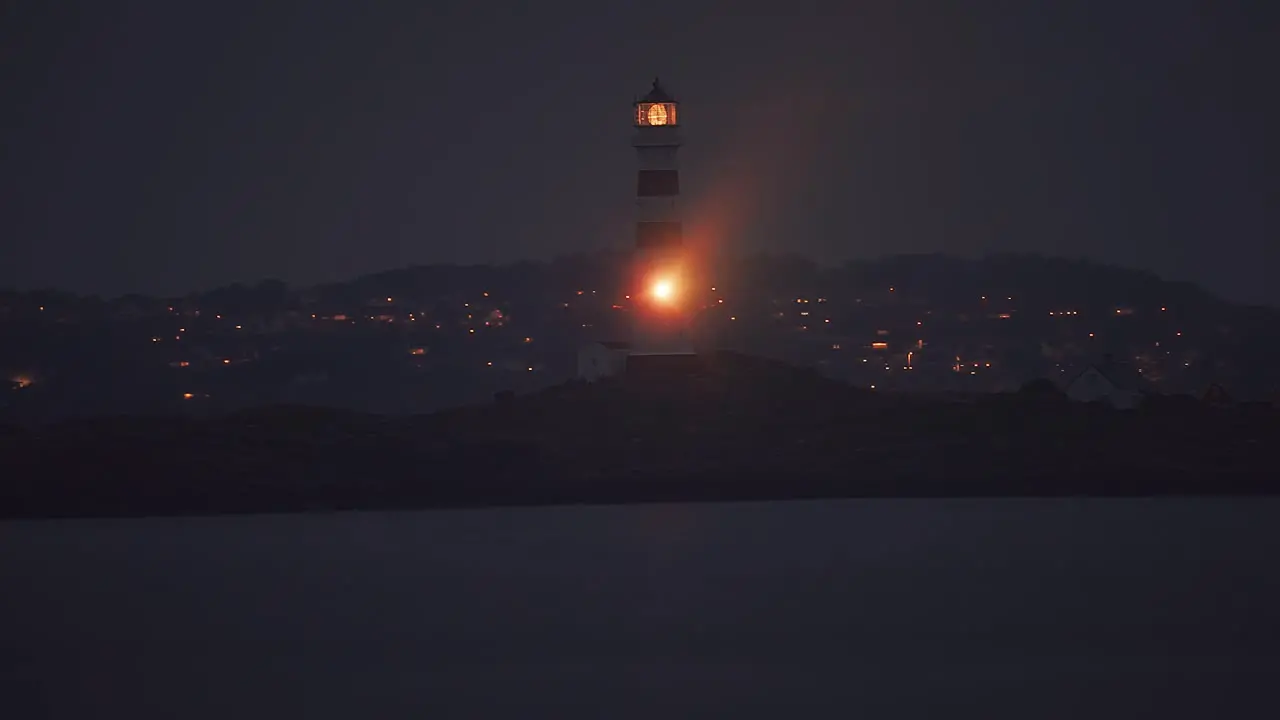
(1059, 353, 1248, 410)
(577, 342, 1269, 411)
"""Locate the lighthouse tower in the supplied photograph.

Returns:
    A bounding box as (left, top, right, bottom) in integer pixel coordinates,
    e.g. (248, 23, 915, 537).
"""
(630, 78, 693, 356)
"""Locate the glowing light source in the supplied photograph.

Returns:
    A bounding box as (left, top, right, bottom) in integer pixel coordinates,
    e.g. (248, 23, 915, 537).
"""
(650, 278, 676, 303)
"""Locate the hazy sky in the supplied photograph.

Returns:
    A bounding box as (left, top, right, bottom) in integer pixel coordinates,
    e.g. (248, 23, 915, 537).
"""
(2, 1, 1275, 302)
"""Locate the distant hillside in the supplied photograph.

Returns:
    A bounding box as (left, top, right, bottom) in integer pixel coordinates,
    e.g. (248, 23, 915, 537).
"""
(3, 253, 1279, 423)
(0, 251, 1259, 314)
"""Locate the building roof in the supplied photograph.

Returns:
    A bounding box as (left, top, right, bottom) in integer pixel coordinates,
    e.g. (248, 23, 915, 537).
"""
(1066, 359, 1145, 392)
(1202, 383, 1234, 405)
(637, 77, 676, 104)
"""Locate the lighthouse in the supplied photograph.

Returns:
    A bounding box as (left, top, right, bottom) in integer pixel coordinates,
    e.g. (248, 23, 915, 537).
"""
(630, 77, 694, 356)
(576, 78, 698, 383)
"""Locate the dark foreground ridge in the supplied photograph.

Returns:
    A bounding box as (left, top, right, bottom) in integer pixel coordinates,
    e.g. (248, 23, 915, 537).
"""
(3, 352, 1277, 519)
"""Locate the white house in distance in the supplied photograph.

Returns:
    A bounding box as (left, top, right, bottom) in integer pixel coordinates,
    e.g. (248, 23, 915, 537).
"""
(1064, 357, 1145, 409)
(578, 341, 630, 382)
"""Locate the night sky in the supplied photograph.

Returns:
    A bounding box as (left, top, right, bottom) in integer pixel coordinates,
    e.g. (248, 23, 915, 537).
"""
(3, 1, 1275, 303)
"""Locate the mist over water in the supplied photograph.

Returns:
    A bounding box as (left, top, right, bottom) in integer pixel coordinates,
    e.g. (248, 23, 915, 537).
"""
(4, 498, 1279, 718)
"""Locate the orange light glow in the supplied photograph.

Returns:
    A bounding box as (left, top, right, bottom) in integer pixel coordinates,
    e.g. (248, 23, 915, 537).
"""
(638, 103, 675, 126)
(11, 375, 33, 388)
(182, 392, 194, 400)
(650, 278, 676, 303)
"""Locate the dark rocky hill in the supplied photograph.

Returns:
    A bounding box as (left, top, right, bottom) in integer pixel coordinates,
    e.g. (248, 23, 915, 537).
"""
(2, 351, 1277, 519)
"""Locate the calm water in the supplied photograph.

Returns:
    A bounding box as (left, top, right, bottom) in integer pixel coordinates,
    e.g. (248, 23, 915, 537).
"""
(3, 498, 1279, 718)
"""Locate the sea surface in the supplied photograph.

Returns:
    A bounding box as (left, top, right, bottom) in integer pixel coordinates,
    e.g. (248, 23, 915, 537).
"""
(3, 498, 1279, 718)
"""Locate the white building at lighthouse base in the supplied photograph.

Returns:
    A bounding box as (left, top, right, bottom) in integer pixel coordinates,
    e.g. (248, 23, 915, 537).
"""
(577, 341, 631, 382)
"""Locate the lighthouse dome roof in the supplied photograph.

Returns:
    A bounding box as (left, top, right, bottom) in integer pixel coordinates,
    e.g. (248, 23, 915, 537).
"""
(636, 77, 677, 104)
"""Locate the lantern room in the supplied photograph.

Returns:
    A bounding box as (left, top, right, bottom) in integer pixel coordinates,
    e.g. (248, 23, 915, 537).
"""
(634, 78, 678, 127)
